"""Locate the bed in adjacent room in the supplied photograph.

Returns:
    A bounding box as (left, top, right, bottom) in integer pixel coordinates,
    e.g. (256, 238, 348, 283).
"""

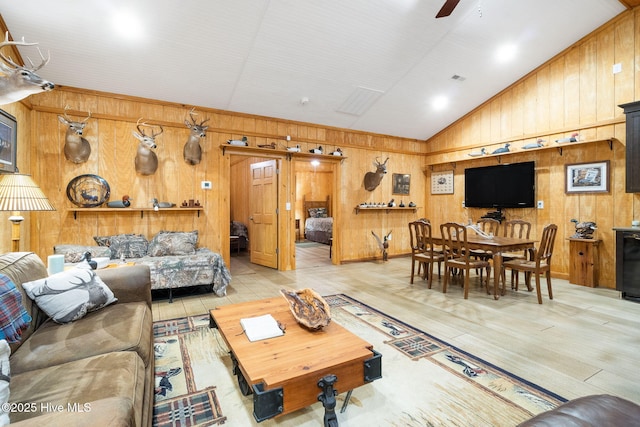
(303, 195, 333, 245)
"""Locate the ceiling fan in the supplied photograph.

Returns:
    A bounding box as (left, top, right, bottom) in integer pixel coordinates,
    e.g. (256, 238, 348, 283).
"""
(435, 0, 461, 18)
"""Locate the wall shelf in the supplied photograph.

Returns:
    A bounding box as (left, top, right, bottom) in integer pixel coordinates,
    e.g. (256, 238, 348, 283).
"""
(220, 144, 346, 162)
(354, 206, 418, 215)
(69, 207, 203, 219)
(425, 137, 616, 170)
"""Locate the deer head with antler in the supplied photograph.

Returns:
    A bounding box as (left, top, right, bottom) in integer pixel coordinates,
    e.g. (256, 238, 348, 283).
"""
(133, 119, 163, 175)
(58, 105, 92, 164)
(0, 32, 54, 105)
(364, 157, 389, 191)
(183, 107, 209, 165)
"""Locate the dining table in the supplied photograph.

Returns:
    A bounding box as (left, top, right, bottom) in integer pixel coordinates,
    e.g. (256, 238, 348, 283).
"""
(432, 233, 537, 299)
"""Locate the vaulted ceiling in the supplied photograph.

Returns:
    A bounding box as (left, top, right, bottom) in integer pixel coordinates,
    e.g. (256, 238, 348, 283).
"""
(1, 1, 633, 140)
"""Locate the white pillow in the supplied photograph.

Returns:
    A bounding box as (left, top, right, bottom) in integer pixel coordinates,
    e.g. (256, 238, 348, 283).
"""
(22, 262, 117, 324)
(0, 339, 10, 426)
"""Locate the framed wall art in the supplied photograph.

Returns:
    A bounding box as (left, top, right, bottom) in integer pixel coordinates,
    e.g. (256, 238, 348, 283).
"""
(565, 161, 609, 193)
(431, 170, 454, 194)
(392, 173, 411, 195)
(0, 109, 17, 173)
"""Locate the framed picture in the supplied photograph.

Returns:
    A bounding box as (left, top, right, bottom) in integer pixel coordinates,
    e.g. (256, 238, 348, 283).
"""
(565, 161, 609, 193)
(431, 170, 454, 194)
(0, 109, 17, 173)
(392, 173, 411, 195)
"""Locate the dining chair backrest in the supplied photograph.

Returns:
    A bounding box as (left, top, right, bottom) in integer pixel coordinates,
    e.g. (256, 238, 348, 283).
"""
(409, 219, 429, 255)
(503, 219, 531, 239)
(476, 218, 501, 237)
(535, 223, 558, 266)
(440, 222, 469, 261)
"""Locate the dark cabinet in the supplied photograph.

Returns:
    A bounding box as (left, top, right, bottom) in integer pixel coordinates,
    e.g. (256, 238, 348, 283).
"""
(614, 228, 640, 301)
(620, 101, 640, 193)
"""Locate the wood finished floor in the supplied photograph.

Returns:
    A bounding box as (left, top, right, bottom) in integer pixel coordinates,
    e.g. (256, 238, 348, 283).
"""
(152, 243, 640, 405)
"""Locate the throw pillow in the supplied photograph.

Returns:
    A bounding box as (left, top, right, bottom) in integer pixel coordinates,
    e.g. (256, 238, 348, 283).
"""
(147, 230, 198, 257)
(93, 234, 148, 259)
(308, 207, 328, 218)
(22, 262, 117, 324)
(0, 340, 9, 427)
(0, 274, 31, 343)
(54, 244, 112, 263)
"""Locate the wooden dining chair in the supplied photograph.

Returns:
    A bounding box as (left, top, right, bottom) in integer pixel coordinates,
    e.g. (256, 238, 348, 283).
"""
(502, 223, 558, 304)
(501, 219, 532, 288)
(469, 218, 501, 279)
(440, 222, 491, 299)
(408, 220, 443, 287)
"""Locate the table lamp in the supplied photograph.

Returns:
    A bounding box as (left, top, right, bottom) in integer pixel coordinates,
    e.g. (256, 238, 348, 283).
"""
(0, 173, 55, 252)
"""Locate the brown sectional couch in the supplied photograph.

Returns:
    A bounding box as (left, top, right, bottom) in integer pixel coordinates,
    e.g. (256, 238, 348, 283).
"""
(0, 252, 153, 426)
(518, 394, 640, 426)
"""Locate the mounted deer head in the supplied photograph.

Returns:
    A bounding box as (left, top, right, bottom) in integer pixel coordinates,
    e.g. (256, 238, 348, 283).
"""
(183, 107, 209, 165)
(133, 118, 163, 175)
(58, 105, 92, 163)
(363, 157, 389, 191)
(0, 32, 54, 105)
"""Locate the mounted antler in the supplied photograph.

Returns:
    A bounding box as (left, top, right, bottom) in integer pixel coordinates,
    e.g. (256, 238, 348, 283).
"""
(363, 157, 389, 191)
(183, 107, 209, 165)
(133, 118, 163, 175)
(0, 31, 54, 105)
(58, 105, 92, 163)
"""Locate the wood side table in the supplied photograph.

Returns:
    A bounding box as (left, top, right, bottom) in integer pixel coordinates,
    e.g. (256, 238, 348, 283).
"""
(568, 238, 601, 287)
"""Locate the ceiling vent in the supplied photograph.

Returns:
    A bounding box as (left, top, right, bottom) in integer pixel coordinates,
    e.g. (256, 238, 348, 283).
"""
(451, 74, 466, 82)
(336, 86, 385, 116)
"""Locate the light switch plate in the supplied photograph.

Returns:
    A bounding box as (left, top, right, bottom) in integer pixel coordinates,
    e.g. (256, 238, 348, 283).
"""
(201, 181, 212, 190)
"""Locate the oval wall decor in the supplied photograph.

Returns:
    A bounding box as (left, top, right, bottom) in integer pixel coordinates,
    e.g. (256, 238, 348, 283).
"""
(66, 174, 111, 207)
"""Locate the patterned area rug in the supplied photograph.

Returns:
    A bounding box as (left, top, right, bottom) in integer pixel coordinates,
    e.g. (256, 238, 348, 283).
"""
(153, 294, 565, 426)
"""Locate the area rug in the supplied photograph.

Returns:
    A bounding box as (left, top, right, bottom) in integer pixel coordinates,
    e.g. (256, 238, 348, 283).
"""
(152, 294, 566, 426)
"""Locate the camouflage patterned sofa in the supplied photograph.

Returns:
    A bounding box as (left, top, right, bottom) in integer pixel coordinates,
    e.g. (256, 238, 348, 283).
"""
(54, 230, 231, 298)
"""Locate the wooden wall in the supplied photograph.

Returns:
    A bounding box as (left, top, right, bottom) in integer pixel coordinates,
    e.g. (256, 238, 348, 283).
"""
(0, 101, 33, 254)
(423, 8, 640, 288)
(7, 87, 424, 269)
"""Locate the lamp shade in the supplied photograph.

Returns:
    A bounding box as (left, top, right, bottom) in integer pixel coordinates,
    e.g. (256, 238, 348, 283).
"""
(0, 173, 55, 212)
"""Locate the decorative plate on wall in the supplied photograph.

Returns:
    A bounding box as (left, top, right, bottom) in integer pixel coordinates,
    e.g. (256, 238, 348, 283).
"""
(431, 170, 454, 194)
(66, 174, 111, 207)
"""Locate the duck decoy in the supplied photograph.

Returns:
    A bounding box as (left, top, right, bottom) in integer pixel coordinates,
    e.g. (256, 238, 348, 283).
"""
(491, 143, 510, 154)
(555, 133, 579, 143)
(468, 148, 486, 157)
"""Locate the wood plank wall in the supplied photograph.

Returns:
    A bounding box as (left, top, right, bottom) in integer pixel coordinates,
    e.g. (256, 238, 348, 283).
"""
(4, 87, 423, 270)
(423, 8, 640, 288)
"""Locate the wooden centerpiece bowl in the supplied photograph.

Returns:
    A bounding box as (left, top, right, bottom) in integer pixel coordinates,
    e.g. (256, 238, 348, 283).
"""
(280, 288, 331, 330)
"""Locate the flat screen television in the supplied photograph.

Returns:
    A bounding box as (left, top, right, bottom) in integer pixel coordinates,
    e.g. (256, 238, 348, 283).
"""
(464, 161, 535, 209)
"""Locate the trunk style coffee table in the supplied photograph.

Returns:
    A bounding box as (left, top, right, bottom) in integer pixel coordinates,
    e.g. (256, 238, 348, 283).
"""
(209, 297, 382, 426)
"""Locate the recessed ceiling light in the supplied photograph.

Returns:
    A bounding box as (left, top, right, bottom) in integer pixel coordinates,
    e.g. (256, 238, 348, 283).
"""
(495, 43, 517, 64)
(431, 95, 449, 111)
(111, 9, 144, 40)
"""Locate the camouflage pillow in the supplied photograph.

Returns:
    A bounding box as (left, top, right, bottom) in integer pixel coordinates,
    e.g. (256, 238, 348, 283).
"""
(147, 230, 198, 257)
(54, 244, 112, 263)
(93, 234, 148, 259)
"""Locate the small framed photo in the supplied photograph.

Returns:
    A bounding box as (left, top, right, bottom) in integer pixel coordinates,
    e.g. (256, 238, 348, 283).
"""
(565, 161, 609, 193)
(431, 170, 454, 194)
(392, 173, 411, 195)
(0, 109, 17, 173)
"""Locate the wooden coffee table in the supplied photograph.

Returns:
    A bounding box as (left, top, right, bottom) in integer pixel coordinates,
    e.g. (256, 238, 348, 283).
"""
(209, 296, 381, 425)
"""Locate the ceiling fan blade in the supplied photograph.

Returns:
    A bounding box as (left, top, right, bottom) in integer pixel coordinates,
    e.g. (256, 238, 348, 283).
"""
(435, 0, 461, 18)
